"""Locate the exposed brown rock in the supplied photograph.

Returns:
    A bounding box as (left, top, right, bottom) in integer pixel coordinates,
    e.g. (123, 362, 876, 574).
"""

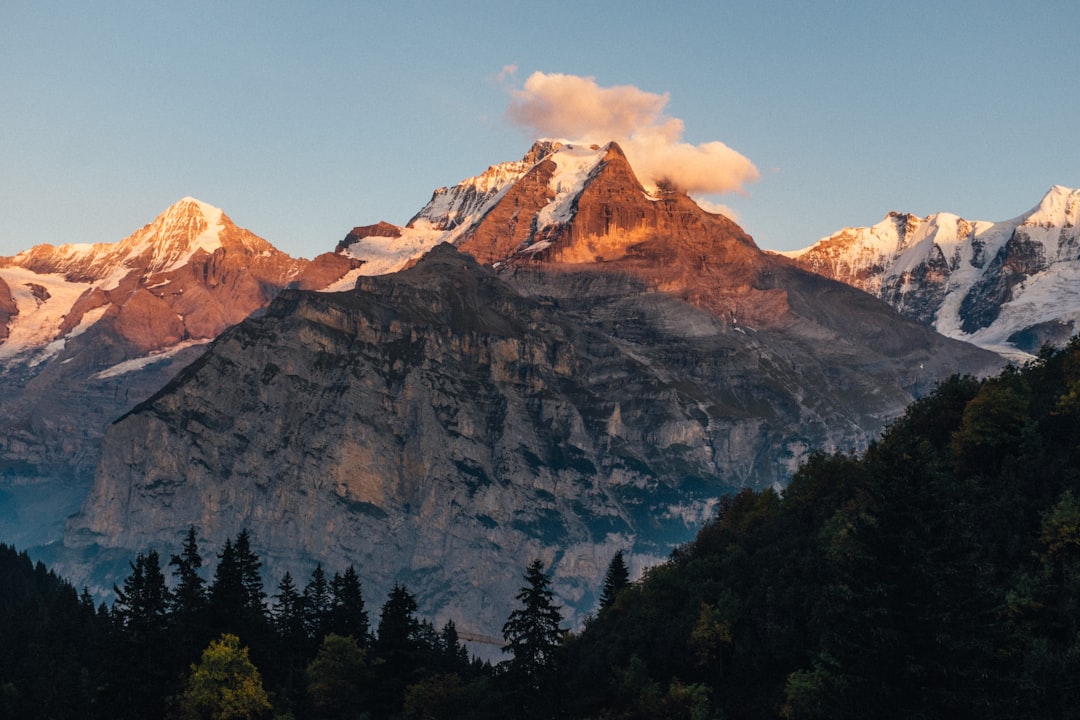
(336, 222, 403, 253)
(0, 275, 15, 341)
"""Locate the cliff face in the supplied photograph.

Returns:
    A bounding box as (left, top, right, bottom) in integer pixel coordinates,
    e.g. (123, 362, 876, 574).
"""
(0, 199, 362, 548)
(66, 239, 999, 633)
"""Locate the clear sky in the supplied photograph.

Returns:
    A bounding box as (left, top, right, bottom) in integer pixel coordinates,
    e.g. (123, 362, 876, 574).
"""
(2, 1, 1078, 259)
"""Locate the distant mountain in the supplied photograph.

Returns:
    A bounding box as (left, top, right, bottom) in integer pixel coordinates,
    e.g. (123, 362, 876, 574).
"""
(0, 198, 361, 547)
(784, 186, 1080, 359)
(63, 142, 1001, 635)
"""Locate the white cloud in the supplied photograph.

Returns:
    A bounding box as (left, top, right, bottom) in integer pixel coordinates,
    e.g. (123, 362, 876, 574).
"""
(505, 72, 759, 197)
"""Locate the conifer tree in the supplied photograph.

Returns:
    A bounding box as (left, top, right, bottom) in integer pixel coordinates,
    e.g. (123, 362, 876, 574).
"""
(599, 550, 630, 610)
(170, 526, 207, 617)
(329, 565, 369, 645)
(303, 563, 332, 641)
(502, 559, 565, 715)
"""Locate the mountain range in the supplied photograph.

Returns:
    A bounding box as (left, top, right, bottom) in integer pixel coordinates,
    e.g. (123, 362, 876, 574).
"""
(0, 199, 362, 546)
(24, 140, 1000, 636)
(784, 185, 1080, 359)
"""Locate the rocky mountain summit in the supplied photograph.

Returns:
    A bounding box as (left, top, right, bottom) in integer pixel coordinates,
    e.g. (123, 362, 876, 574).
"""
(64, 142, 1001, 634)
(0, 198, 362, 546)
(785, 186, 1080, 359)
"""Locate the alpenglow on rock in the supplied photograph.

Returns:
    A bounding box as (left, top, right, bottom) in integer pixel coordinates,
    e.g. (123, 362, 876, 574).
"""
(65, 141, 1001, 636)
(0, 198, 362, 548)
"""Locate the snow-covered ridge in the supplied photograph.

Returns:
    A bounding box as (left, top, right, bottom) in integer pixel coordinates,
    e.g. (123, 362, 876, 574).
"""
(341, 140, 609, 274)
(786, 186, 1080, 359)
(0, 197, 351, 374)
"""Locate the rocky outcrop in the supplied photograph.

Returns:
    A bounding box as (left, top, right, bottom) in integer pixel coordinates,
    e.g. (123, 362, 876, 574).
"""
(66, 238, 999, 633)
(0, 276, 15, 341)
(0, 198, 363, 543)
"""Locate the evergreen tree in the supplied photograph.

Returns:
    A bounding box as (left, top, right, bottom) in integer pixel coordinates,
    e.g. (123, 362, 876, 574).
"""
(170, 526, 209, 660)
(269, 571, 308, 712)
(209, 532, 268, 643)
(599, 550, 630, 610)
(112, 549, 173, 718)
(170, 526, 207, 616)
(306, 633, 369, 719)
(233, 529, 267, 615)
(376, 583, 421, 653)
(272, 571, 306, 643)
(373, 584, 423, 716)
(439, 620, 470, 671)
(329, 565, 369, 645)
(502, 559, 565, 716)
(303, 563, 333, 641)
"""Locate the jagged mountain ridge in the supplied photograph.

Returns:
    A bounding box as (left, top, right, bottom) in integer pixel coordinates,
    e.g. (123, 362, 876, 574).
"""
(784, 186, 1080, 358)
(64, 142, 1002, 635)
(0, 198, 362, 547)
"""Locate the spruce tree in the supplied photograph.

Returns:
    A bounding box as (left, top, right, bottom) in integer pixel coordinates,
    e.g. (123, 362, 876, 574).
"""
(303, 563, 332, 641)
(329, 565, 369, 645)
(599, 550, 630, 610)
(502, 559, 565, 715)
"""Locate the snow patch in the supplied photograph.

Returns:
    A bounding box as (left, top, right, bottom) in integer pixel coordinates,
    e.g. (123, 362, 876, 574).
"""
(536, 144, 606, 228)
(0, 267, 96, 360)
(92, 339, 210, 379)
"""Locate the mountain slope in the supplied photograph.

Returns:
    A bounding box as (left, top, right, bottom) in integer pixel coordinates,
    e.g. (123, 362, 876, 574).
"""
(785, 186, 1080, 358)
(0, 198, 362, 547)
(64, 144, 1002, 634)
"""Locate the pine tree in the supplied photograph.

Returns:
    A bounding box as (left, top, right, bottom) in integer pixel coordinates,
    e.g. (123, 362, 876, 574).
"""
(113, 549, 171, 638)
(170, 526, 209, 659)
(502, 559, 565, 715)
(209, 532, 267, 640)
(170, 526, 207, 617)
(233, 529, 266, 615)
(599, 550, 630, 610)
(303, 563, 332, 641)
(372, 584, 422, 716)
(272, 571, 306, 643)
(112, 549, 173, 718)
(329, 565, 369, 645)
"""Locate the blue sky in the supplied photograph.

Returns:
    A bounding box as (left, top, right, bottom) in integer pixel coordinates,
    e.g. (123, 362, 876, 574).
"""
(2, 1, 1078, 259)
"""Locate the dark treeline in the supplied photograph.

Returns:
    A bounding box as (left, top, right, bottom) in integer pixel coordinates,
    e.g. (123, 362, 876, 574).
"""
(0, 530, 565, 719)
(7, 338, 1080, 718)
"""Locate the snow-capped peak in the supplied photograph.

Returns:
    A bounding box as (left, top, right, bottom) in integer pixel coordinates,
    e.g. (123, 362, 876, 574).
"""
(342, 140, 610, 274)
(786, 185, 1080, 360)
(1021, 185, 1080, 229)
(118, 197, 228, 275)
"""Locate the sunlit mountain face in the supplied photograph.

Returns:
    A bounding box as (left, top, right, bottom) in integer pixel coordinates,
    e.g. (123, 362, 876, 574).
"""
(785, 185, 1080, 360)
(51, 140, 1000, 636)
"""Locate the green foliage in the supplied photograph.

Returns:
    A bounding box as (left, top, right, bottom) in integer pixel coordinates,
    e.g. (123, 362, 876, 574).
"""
(305, 633, 368, 719)
(178, 633, 272, 720)
(564, 343, 1080, 719)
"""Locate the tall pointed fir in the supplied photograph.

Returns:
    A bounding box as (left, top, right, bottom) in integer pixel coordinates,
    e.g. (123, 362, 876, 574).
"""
(599, 550, 630, 610)
(169, 526, 208, 658)
(303, 563, 332, 642)
(502, 559, 565, 716)
(330, 565, 369, 645)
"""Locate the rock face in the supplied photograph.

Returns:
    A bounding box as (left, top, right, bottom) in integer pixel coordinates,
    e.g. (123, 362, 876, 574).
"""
(66, 143, 1001, 634)
(785, 186, 1080, 358)
(0, 198, 362, 547)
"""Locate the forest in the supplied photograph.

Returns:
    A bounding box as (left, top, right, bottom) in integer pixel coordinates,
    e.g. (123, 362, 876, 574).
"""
(5, 338, 1080, 719)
